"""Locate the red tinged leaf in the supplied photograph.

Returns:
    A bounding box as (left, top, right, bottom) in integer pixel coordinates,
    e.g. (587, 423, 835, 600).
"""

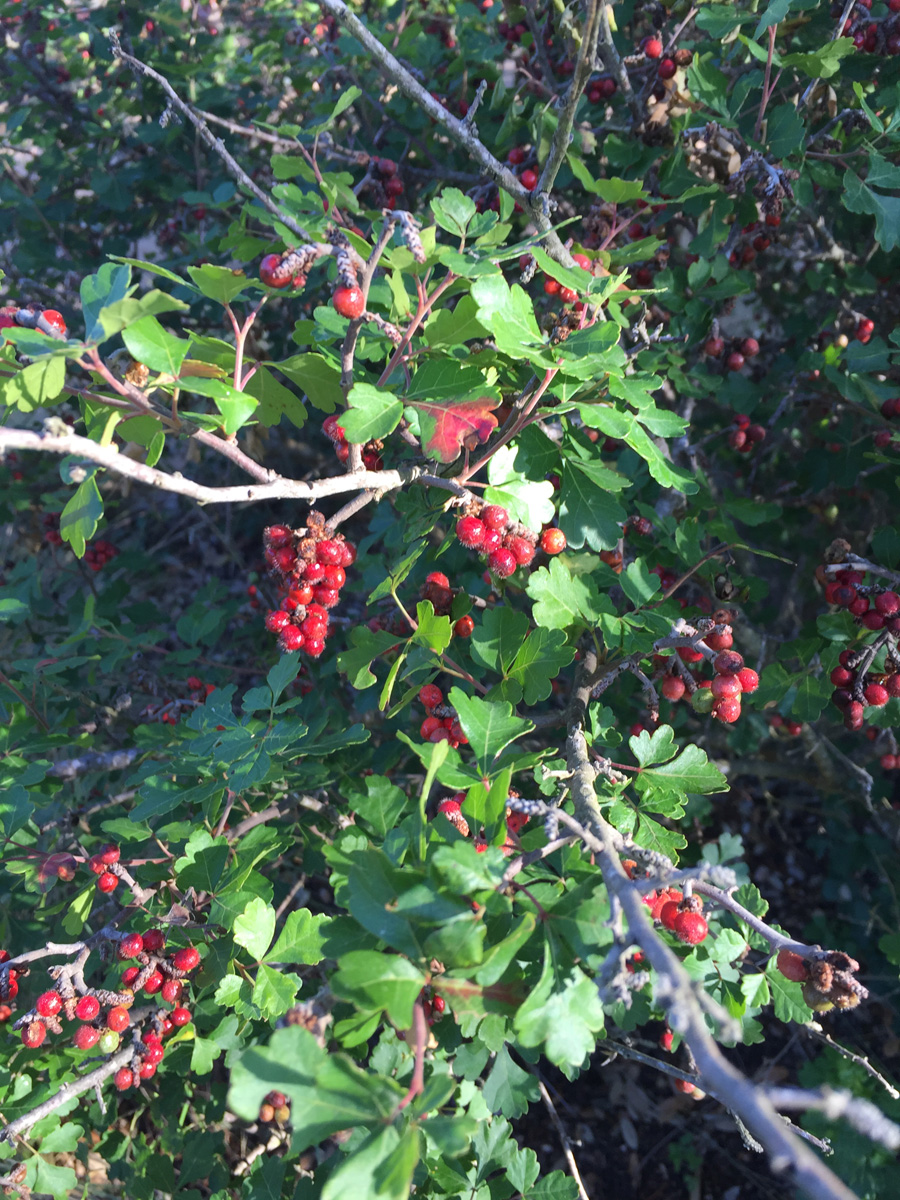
(409, 397, 500, 463)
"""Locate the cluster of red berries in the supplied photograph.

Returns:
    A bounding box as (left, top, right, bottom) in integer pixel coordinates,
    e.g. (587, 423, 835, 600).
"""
(419, 684, 468, 749)
(823, 567, 900, 634)
(87, 842, 127, 895)
(421, 988, 446, 1025)
(587, 76, 617, 103)
(828, 646, 900, 733)
(0, 303, 67, 341)
(704, 333, 760, 373)
(539, 251, 596, 304)
(455, 502, 566, 580)
(263, 512, 356, 657)
(638, 875, 709, 946)
(657, 623, 759, 725)
(837, 0, 900, 55)
(42, 512, 63, 547)
(322, 413, 382, 470)
(418, 572, 476, 638)
(767, 713, 804, 737)
(726, 218, 779, 268)
(13, 930, 197, 1065)
(727, 413, 766, 453)
(435, 790, 529, 856)
(855, 315, 875, 343)
(84, 539, 119, 572)
(259, 1090, 291, 1124)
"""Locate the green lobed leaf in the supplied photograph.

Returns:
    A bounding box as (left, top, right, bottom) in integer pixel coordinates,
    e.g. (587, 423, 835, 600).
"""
(448, 688, 533, 774)
(331, 950, 426, 1027)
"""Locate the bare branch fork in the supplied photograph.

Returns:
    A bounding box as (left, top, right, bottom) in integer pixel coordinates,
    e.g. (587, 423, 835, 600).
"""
(557, 649, 873, 1200)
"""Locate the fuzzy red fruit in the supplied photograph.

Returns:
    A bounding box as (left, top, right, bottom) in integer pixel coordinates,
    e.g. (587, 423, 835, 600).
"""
(107, 1006, 130, 1033)
(419, 684, 443, 710)
(508, 147, 527, 165)
(421, 716, 443, 740)
(315, 539, 343, 565)
(710, 674, 742, 700)
(22, 1020, 46, 1049)
(115, 1068, 134, 1091)
(488, 548, 517, 578)
(673, 911, 708, 945)
(36, 991, 62, 1018)
(844, 701, 865, 731)
(827, 666, 852, 687)
(642, 36, 663, 58)
(659, 899, 682, 930)
(161, 979, 183, 1005)
(99, 844, 120, 865)
(713, 650, 744, 675)
(119, 933, 144, 959)
(171, 1007, 192, 1027)
(741, 337, 760, 357)
(705, 630, 733, 651)
(540, 528, 567, 554)
(661, 675, 685, 702)
(322, 414, 346, 443)
(482, 529, 502, 553)
(172, 947, 200, 972)
(279, 626, 305, 653)
(776, 949, 809, 982)
(657, 57, 677, 79)
(881, 754, 898, 770)
(704, 337, 724, 357)
(41, 309, 67, 336)
(507, 536, 535, 566)
(726, 351, 745, 371)
(456, 515, 486, 547)
(332, 286, 365, 319)
(864, 683, 889, 707)
(660, 1029, 674, 1052)
(544, 279, 560, 296)
(143, 970, 164, 995)
(265, 610, 291, 633)
(736, 667, 759, 694)
(142, 1041, 165, 1066)
(75, 995, 101, 1021)
(521, 168, 538, 191)
(121, 967, 140, 989)
(482, 505, 510, 531)
(266, 524, 293, 548)
(862, 611, 886, 631)
(713, 697, 741, 723)
(97, 872, 118, 894)
(259, 254, 290, 288)
(875, 591, 900, 616)
(454, 615, 475, 638)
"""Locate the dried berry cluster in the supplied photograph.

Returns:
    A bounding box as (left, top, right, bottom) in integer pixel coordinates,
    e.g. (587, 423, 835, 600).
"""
(436, 789, 529, 856)
(322, 413, 382, 470)
(727, 412, 767, 453)
(84, 538, 119, 572)
(776, 947, 868, 1013)
(829, 642, 900, 732)
(10, 929, 198, 1073)
(263, 513, 356, 658)
(455, 502, 566, 580)
(86, 842, 129, 894)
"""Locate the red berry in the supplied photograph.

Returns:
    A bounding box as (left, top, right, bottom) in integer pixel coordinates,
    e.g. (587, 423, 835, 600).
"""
(384, 176, 404, 197)
(507, 536, 535, 566)
(36, 991, 62, 1018)
(741, 337, 760, 357)
(456, 515, 486, 547)
(864, 683, 889, 707)
(41, 309, 67, 336)
(488, 548, 517, 578)
(540, 528, 567, 555)
(323, 565, 346, 589)
(171, 1007, 192, 1026)
(121, 967, 140, 989)
(454, 615, 475, 638)
(142, 1041, 165, 1066)
(704, 337, 724, 357)
(119, 934, 144, 959)
(710, 674, 742, 700)
(559, 287, 577, 304)
(73, 1026, 101, 1052)
(705, 630, 733, 651)
(659, 899, 682, 930)
(660, 1029, 674, 1052)
(419, 684, 443, 710)
(22, 1020, 46, 1048)
(657, 58, 677, 79)
(508, 147, 527, 165)
(726, 351, 745, 371)
(713, 650, 744, 675)
(333, 286, 365, 319)
(259, 254, 290, 288)
(421, 716, 443, 739)
(173, 947, 200, 972)
(305, 637, 326, 658)
(97, 872, 118, 894)
(143, 971, 164, 995)
(315, 539, 342, 565)
(642, 36, 663, 58)
(279, 626, 305, 653)
(875, 591, 900, 616)
(161, 979, 183, 1004)
(765, 212, 781, 227)
(830, 666, 853, 688)
(544, 278, 560, 296)
(432, 994, 446, 1015)
(481, 505, 510, 531)
(107, 1006, 130, 1033)
(661, 676, 685, 701)
(75, 995, 101, 1021)
(862, 611, 885, 631)
(265, 609, 291, 633)
(673, 911, 708, 945)
(99, 844, 120, 865)
(776, 949, 809, 982)
(521, 169, 538, 191)
(115, 1068, 134, 1091)
(712, 697, 741, 723)
(139, 1060, 157, 1079)
(881, 753, 898, 770)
